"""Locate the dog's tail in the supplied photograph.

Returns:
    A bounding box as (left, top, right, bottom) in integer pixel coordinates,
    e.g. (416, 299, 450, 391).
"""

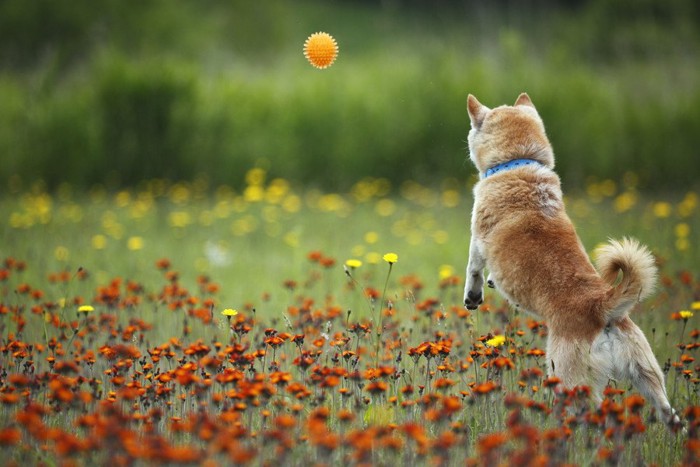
(595, 237, 657, 320)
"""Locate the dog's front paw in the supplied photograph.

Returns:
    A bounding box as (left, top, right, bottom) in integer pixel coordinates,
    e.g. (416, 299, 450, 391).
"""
(464, 290, 483, 310)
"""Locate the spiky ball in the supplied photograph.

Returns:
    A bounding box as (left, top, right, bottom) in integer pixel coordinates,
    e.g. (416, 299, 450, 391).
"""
(303, 32, 338, 69)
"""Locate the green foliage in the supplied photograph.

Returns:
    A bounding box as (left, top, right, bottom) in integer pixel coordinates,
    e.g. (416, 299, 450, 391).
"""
(95, 55, 197, 183)
(0, 0, 698, 190)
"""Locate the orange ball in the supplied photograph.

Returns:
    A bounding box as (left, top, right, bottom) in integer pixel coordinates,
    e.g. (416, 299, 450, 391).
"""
(303, 32, 338, 69)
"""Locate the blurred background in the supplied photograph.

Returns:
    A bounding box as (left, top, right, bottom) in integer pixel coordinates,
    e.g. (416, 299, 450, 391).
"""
(1, 0, 698, 193)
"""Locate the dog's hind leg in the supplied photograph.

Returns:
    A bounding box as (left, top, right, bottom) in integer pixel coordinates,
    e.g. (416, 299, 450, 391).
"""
(613, 317, 682, 429)
(547, 334, 592, 389)
(464, 236, 486, 310)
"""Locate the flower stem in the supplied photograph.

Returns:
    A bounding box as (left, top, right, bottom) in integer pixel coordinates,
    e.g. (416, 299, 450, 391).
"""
(376, 263, 393, 367)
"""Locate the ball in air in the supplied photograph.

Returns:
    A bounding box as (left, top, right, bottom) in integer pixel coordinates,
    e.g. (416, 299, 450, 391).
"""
(303, 32, 338, 69)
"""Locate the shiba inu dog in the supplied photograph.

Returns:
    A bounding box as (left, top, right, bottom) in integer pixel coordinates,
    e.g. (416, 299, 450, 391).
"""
(463, 93, 680, 427)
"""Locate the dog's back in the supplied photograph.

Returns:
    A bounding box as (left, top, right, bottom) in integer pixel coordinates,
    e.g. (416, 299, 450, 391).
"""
(472, 165, 609, 340)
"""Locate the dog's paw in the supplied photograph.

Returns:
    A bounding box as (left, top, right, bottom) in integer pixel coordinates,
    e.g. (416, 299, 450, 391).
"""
(464, 290, 483, 310)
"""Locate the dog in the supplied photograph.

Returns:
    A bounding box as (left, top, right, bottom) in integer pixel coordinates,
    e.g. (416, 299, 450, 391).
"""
(463, 92, 680, 427)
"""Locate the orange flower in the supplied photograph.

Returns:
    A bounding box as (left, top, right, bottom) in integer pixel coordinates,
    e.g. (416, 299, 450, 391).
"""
(0, 393, 20, 405)
(434, 378, 455, 389)
(402, 422, 429, 447)
(603, 386, 625, 397)
(520, 367, 544, 381)
(597, 446, 618, 462)
(8, 374, 31, 387)
(275, 414, 297, 429)
(381, 434, 404, 452)
(0, 427, 21, 446)
(441, 396, 462, 415)
(155, 258, 171, 270)
(286, 382, 312, 400)
(542, 376, 561, 388)
(526, 400, 551, 414)
(366, 381, 388, 394)
(364, 288, 380, 299)
(54, 360, 80, 374)
(478, 432, 508, 455)
(624, 414, 646, 436)
(408, 340, 452, 358)
(526, 348, 546, 357)
(264, 335, 286, 347)
(291, 334, 305, 345)
(680, 354, 695, 364)
(311, 431, 340, 451)
(472, 380, 499, 395)
(433, 430, 458, 450)
(162, 446, 201, 464)
(684, 405, 700, 421)
(338, 409, 356, 423)
(269, 371, 292, 386)
(307, 250, 324, 262)
(486, 356, 515, 370)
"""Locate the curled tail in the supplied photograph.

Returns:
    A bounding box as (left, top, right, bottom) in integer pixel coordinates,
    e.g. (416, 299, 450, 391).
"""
(595, 237, 657, 320)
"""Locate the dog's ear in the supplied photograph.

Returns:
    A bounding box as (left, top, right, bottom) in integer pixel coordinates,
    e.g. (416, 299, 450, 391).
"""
(467, 94, 489, 129)
(514, 92, 535, 108)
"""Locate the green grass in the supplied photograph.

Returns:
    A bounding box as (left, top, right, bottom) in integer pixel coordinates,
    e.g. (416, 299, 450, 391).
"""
(0, 173, 698, 465)
(3, 174, 698, 315)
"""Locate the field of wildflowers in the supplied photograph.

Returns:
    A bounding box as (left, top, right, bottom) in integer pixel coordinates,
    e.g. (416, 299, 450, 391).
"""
(1, 170, 698, 465)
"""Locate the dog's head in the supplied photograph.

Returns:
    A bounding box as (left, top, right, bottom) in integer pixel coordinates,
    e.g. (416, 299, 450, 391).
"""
(466, 93, 554, 175)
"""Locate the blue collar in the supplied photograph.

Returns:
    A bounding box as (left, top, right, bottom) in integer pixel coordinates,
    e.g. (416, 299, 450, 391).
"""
(482, 158, 543, 179)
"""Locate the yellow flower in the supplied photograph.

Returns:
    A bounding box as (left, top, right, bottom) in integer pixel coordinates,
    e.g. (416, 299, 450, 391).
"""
(675, 223, 690, 238)
(613, 191, 637, 213)
(54, 246, 69, 261)
(676, 238, 689, 252)
(375, 199, 396, 217)
(221, 308, 238, 317)
(78, 305, 94, 313)
(127, 236, 144, 251)
(364, 231, 379, 244)
(169, 211, 192, 228)
(91, 234, 107, 250)
(679, 310, 694, 320)
(245, 168, 266, 186)
(345, 259, 363, 269)
(382, 253, 398, 264)
(439, 264, 455, 280)
(652, 202, 672, 218)
(486, 335, 506, 347)
(365, 252, 381, 264)
(692, 301, 700, 311)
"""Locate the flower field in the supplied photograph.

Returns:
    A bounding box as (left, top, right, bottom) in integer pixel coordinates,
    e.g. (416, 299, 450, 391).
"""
(1, 171, 699, 465)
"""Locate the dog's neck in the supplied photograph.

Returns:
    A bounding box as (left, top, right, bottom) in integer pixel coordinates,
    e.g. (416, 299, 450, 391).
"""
(481, 158, 544, 179)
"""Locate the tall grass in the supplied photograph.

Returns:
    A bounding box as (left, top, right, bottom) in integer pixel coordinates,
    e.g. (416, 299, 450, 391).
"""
(0, 0, 699, 191)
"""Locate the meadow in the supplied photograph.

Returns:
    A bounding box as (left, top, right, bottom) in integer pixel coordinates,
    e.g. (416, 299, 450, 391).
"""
(0, 170, 698, 465)
(1, 0, 699, 191)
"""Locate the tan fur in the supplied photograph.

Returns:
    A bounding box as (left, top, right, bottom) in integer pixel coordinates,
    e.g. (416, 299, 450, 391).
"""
(463, 93, 680, 428)
(595, 237, 658, 320)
